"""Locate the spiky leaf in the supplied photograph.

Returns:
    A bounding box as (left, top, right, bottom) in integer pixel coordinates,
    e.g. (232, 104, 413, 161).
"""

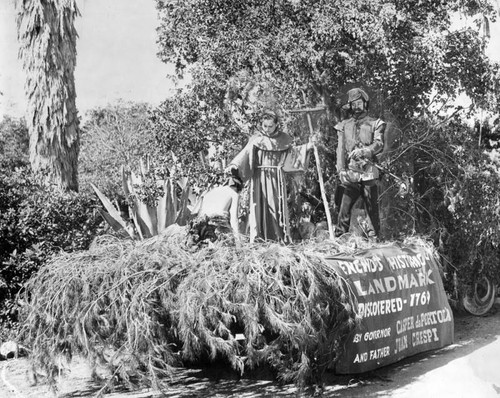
(91, 183, 127, 230)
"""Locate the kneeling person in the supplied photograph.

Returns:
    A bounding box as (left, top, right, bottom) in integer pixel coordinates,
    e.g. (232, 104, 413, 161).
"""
(189, 176, 242, 243)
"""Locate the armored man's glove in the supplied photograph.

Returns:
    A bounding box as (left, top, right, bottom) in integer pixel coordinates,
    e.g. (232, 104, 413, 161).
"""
(339, 170, 349, 185)
(350, 147, 370, 160)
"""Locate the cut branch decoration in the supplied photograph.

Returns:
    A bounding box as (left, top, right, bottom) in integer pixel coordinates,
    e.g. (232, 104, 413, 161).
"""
(19, 235, 366, 392)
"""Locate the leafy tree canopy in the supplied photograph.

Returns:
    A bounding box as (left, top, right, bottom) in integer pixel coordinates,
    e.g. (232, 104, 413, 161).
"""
(156, 0, 499, 119)
(152, 0, 500, 229)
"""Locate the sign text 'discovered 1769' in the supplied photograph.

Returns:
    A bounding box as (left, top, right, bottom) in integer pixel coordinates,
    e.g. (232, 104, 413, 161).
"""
(326, 243, 454, 374)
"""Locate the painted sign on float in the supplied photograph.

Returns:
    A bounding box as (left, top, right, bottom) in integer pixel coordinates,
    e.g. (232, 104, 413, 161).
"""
(325, 243, 454, 374)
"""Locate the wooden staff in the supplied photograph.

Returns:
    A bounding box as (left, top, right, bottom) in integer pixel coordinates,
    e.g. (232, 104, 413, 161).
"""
(291, 100, 335, 240)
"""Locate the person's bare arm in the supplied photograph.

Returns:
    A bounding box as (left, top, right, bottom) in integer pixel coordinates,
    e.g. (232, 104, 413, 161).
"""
(229, 191, 240, 235)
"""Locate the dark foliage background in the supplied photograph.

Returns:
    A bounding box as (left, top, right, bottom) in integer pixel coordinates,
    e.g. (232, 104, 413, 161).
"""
(0, 117, 104, 329)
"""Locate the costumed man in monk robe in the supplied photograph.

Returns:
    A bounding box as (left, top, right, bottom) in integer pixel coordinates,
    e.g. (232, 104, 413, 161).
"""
(188, 175, 243, 245)
(226, 109, 314, 243)
(335, 88, 386, 240)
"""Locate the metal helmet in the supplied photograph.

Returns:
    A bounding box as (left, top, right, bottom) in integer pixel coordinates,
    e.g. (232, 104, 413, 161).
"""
(347, 88, 369, 103)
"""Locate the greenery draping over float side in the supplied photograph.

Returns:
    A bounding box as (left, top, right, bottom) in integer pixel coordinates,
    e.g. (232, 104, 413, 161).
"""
(19, 234, 368, 391)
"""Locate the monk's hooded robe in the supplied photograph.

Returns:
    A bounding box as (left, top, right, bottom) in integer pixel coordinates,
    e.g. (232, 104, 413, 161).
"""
(229, 131, 310, 243)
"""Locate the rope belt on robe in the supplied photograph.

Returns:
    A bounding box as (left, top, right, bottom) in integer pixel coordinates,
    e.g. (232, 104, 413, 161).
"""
(256, 163, 289, 242)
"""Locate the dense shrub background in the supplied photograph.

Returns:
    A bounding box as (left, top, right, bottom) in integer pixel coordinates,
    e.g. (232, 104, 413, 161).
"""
(0, 116, 29, 169)
(0, 117, 104, 324)
(0, 168, 104, 320)
(389, 113, 500, 288)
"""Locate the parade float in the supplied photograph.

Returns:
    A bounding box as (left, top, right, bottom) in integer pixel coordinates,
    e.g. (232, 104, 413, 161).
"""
(17, 76, 469, 393)
(20, 227, 453, 392)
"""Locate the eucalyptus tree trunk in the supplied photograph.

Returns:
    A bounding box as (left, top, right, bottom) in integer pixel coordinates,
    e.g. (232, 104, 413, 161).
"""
(16, 0, 80, 191)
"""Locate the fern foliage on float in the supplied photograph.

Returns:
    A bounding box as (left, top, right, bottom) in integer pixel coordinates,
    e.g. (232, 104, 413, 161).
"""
(19, 234, 360, 393)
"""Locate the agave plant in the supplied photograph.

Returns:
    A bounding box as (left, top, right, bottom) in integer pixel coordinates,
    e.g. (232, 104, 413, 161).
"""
(92, 157, 200, 240)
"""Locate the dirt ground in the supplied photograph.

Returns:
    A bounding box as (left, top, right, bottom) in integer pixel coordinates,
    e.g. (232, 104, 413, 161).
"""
(2, 301, 500, 398)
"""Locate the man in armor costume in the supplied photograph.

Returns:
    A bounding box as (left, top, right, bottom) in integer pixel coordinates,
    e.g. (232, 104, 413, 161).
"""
(335, 88, 386, 239)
